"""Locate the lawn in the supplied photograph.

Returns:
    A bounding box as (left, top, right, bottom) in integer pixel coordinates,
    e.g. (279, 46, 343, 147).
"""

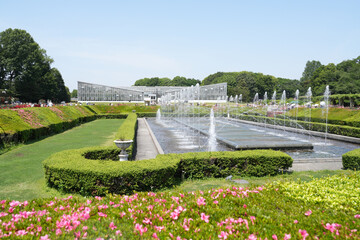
(0, 119, 124, 201)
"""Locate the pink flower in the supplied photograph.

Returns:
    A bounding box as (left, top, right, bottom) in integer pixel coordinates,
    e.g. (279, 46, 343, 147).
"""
(98, 212, 107, 218)
(143, 218, 152, 225)
(284, 233, 291, 240)
(197, 197, 206, 206)
(218, 231, 228, 239)
(250, 216, 256, 225)
(200, 213, 210, 223)
(116, 230, 122, 236)
(298, 229, 309, 239)
(248, 234, 257, 240)
(304, 209, 312, 216)
(40, 235, 50, 240)
(134, 223, 148, 236)
(272, 234, 278, 240)
(213, 200, 219, 204)
(243, 204, 247, 209)
(355, 215, 360, 218)
(109, 222, 117, 230)
(152, 232, 159, 239)
(294, 220, 298, 224)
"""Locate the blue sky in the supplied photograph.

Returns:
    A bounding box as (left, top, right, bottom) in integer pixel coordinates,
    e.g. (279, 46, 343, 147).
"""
(1, 0, 359, 91)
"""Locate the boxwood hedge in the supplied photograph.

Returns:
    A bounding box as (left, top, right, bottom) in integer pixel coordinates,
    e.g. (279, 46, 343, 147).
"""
(342, 148, 360, 170)
(43, 148, 292, 196)
(233, 113, 360, 138)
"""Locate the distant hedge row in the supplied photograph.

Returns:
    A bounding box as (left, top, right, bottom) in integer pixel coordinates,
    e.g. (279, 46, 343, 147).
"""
(0, 106, 96, 145)
(0, 105, 155, 147)
(43, 149, 292, 196)
(233, 113, 360, 138)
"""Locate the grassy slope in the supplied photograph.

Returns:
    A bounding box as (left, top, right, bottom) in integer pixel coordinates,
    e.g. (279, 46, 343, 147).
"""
(0, 119, 124, 201)
(287, 107, 360, 121)
(0, 106, 95, 134)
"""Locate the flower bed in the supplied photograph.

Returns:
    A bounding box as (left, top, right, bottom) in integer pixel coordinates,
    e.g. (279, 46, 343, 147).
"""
(0, 173, 359, 239)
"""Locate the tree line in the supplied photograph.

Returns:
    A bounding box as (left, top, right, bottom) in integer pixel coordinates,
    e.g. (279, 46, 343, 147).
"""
(0, 28, 70, 103)
(134, 56, 360, 103)
(134, 76, 201, 87)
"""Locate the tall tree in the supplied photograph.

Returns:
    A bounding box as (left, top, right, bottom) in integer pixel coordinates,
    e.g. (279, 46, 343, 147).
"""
(300, 60, 322, 87)
(0, 28, 69, 102)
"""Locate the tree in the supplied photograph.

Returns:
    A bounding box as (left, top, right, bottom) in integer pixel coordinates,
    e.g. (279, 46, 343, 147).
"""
(71, 89, 78, 98)
(300, 60, 322, 89)
(0, 28, 69, 102)
(134, 76, 200, 87)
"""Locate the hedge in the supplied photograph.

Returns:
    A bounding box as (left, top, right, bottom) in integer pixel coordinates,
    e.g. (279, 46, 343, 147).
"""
(342, 149, 360, 170)
(43, 149, 292, 196)
(232, 113, 360, 138)
(114, 113, 138, 159)
(0, 106, 96, 145)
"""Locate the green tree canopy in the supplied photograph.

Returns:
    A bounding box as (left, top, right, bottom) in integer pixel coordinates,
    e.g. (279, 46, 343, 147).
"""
(303, 56, 360, 96)
(71, 89, 78, 98)
(202, 71, 299, 102)
(134, 76, 200, 87)
(0, 28, 70, 103)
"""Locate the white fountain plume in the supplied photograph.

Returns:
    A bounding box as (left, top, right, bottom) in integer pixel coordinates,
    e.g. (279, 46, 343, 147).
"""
(264, 92, 268, 105)
(295, 89, 299, 129)
(156, 109, 161, 121)
(324, 85, 330, 144)
(272, 91, 276, 105)
(253, 93, 259, 105)
(281, 90, 286, 129)
(208, 108, 217, 151)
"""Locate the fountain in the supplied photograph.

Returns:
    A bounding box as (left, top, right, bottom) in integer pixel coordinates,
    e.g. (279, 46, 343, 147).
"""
(281, 90, 286, 129)
(146, 85, 360, 162)
(208, 108, 217, 151)
(156, 109, 161, 121)
(306, 87, 312, 137)
(295, 89, 299, 130)
(324, 85, 330, 144)
(253, 93, 259, 106)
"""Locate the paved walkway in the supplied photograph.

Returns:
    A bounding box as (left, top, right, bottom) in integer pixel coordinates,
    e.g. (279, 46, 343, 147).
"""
(135, 118, 163, 160)
(290, 158, 343, 171)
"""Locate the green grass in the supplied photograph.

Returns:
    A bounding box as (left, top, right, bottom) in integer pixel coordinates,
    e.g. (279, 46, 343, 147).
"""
(0, 119, 124, 201)
(171, 170, 352, 192)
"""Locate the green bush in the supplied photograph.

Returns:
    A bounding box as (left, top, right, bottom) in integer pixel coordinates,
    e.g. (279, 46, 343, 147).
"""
(342, 148, 360, 170)
(43, 148, 292, 196)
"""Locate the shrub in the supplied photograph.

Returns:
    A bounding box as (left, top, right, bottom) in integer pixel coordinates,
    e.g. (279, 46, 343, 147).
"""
(342, 148, 360, 170)
(43, 149, 292, 196)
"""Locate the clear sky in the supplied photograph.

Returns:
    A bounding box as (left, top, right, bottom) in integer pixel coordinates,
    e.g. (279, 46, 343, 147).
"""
(1, 0, 359, 91)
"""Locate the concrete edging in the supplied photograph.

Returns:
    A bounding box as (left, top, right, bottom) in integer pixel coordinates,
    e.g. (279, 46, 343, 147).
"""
(143, 118, 164, 154)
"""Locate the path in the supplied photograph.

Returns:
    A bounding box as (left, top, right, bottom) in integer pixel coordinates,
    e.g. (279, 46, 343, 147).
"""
(291, 158, 343, 171)
(135, 118, 163, 160)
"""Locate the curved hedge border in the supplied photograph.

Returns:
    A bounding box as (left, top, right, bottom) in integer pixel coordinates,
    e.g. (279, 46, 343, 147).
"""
(342, 149, 360, 170)
(43, 149, 292, 196)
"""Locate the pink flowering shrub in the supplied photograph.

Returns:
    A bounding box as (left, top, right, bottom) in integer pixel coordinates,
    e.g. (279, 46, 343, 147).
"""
(0, 182, 359, 239)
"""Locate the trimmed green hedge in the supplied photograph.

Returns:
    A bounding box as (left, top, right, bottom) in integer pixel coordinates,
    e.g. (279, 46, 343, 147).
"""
(114, 113, 138, 159)
(233, 113, 360, 138)
(43, 149, 292, 196)
(342, 149, 360, 170)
